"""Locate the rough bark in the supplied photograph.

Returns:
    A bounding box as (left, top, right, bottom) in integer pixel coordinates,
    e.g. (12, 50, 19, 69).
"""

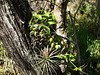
(53, 0, 69, 73)
(0, 0, 70, 75)
(53, 0, 69, 38)
(0, 0, 36, 75)
(29, 0, 51, 12)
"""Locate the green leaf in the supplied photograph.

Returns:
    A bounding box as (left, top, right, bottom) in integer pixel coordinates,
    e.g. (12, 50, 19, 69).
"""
(33, 12, 37, 16)
(33, 24, 39, 28)
(39, 9, 45, 12)
(40, 25, 51, 34)
(42, 16, 47, 20)
(29, 16, 34, 24)
(30, 31, 35, 35)
(43, 12, 50, 17)
(71, 58, 76, 62)
(36, 15, 42, 20)
(63, 55, 68, 60)
(48, 21, 56, 25)
(79, 68, 82, 71)
(34, 31, 37, 36)
(30, 26, 33, 30)
(50, 38, 53, 43)
(67, 72, 71, 75)
(75, 23, 79, 26)
(48, 19, 52, 21)
(52, 14, 56, 20)
(74, 68, 78, 71)
(55, 45, 60, 49)
(51, 43, 55, 48)
(40, 33, 44, 37)
(69, 54, 74, 57)
(32, 28, 37, 31)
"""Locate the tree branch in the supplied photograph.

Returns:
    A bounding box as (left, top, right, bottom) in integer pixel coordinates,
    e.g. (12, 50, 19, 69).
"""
(68, 0, 84, 71)
(52, 32, 77, 45)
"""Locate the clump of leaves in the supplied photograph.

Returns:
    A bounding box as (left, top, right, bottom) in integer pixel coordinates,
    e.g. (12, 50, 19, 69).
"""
(57, 53, 76, 62)
(57, 53, 88, 75)
(34, 46, 61, 75)
(87, 40, 100, 58)
(29, 9, 81, 75)
(29, 9, 56, 37)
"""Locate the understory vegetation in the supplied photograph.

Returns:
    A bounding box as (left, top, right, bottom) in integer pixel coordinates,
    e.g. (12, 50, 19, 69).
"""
(0, 0, 100, 75)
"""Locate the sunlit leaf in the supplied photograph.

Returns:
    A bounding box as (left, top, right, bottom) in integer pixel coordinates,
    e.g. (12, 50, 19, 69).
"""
(52, 14, 56, 21)
(74, 68, 78, 71)
(79, 68, 82, 71)
(36, 15, 42, 20)
(44, 12, 50, 17)
(30, 26, 33, 30)
(55, 45, 60, 49)
(33, 12, 37, 16)
(71, 58, 75, 62)
(34, 31, 37, 36)
(69, 54, 74, 57)
(51, 43, 55, 48)
(40, 25, 51, 34)
(50, 38, 53, 43)
(30, 31, 35, 35)
(47, 21, 56, 25)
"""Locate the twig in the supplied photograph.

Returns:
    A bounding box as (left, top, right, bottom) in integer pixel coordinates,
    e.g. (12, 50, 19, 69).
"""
(74, 0, 84, 18)
(52, 32, 77, 45)
(68, 0, 84, 67)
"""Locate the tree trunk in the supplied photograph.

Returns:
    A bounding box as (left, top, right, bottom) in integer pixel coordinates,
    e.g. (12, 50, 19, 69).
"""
(29, 0, 51, 12)
(53, 0, 69, 38)
(0, 0, 69, 75)
(0, 0, 36, 75)
(53, 0, 69, 73)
